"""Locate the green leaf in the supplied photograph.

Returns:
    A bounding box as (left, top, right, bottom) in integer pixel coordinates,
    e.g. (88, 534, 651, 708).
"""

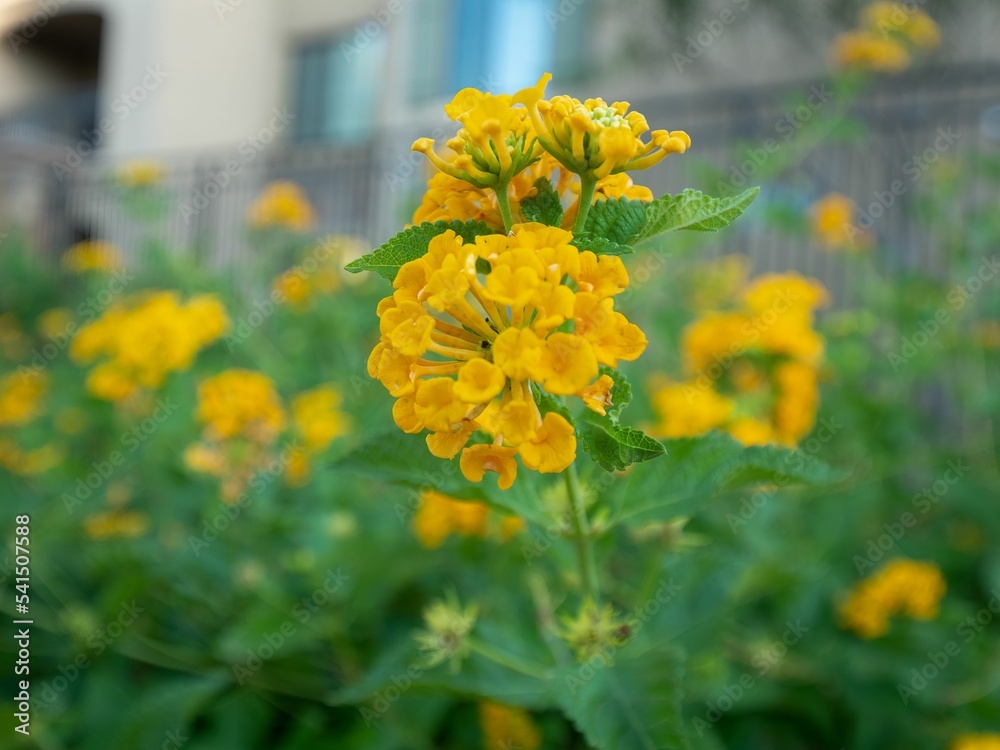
(532, 387, 575, 424)
(520, 177, 564, 226)
(557, 641, 687, 750)
(622, 431, 848, 523)
(584, 197, 647, 244)
(579, 417, 665, 473)
(600, 366, 632, 423)
(334, 429, 550, 524)
(632, 187, 759, 243)
(571, 233, 634, 256)
(345, 220, 494, 281)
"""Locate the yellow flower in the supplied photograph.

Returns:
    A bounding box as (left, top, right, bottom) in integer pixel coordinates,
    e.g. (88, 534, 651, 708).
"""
(833, 30, 911, 73)
(773, 361, 820, 444)
(648, 381, 734, 439)
(479, 702, 542, 750)
(196, 369, 286, 441)
(516, 72, 690, 181)
(861, 2, 940, 51)
(0, 440, 61, 476)
(728, 417, 775, 446)
(412, 490, 490, 548)
(247, 181, 316, 232)
(183, 442, 227, 476)
(370, 226, 644, 488)
(0, 370, 47, 427)
(62, 240, 121, 274)
(811, 193, 869, 251)
(37, 308, 74, 340)
(116, 159, 164, 188)
(950, 734, 1000, 750)
(291, 384, 350, 452)
(839, 558, 946, 638)
(84, 510, 149, 540)
(283, 450, 312, 487)
(412, 87, 540, 189)
(72, 292, 229, 402)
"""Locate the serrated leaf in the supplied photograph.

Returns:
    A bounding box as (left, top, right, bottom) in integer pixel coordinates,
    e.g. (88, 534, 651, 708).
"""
(632, 187, 759, 243)
(600, 366, 632, 423)
(520, 177, 564, 226)
(532, 387, 575, 424)
(571, 233, 634, 256)
(584, 197, 647, 244)
(622, 430, 848, 523)
(579, 416, 665, 473)
(345, 220, 494, 281)
(558, 641, 687, 750)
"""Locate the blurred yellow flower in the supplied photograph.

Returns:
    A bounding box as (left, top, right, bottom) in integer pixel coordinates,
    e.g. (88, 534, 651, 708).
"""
(183, 442, 227, 476)
(839, 558, 946, 638)
(62, 240, 121, 274)
(247, 181, 316, 232)
(196, 369, 286, 441)
(71, 291, 229, 402)
(411, 490, 524, 548)
(37, 308, 74, 340)
(950, 734, 1000, 750)
(833, 2, 939, 73)
(479, 701, 542, 750)
(84, 510, 149, 540)
(833, 30, 910, 72)
(0, 438, 62, 476)
(811, 193, 870, 251)
(116, 159, 165, 188)
(291, 384, 350, 453)
(0, 370, 47, 427)
(647, 380, 734, 439)
(862, 2, 940, 51)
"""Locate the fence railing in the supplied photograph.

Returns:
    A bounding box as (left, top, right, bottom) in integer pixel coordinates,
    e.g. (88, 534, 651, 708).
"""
(2, 62, 999, 301)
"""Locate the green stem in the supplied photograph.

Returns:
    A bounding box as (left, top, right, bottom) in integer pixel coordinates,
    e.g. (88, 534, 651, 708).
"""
(493, 181, 514, 233)
(572, 175, 598, 234)
(565, 462, 601, 604)
(468, 637, 550, 680)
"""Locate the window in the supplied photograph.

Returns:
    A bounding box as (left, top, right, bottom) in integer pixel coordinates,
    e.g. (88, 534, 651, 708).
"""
(409, 0, 593, 103)
(293, 30, 387, 143)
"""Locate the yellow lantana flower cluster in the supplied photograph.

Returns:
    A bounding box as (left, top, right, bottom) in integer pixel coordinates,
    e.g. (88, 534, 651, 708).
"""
(811, 193, 870, 251)
(247, 180, 316, 233)
(186, 371, 349, 496)
(412, 490, 524, 549)
(0, 369, 61, 476)
(271, 236, 370, 309)
(412, 72, 688, 232)
(71, 291, 230, 402)
(116, 159, 165, 188)
(649, 272, 828, 447)
(950, 735, 1000, 750)
(833, 2, 940, 73)
(62, 240, 121, 274)
(0, 369, 48, 427)
(839, 558, 946, 638)
(370, 225, 644, 489)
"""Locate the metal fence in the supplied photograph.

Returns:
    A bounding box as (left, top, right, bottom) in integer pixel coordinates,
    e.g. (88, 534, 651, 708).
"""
(3, 62, 999, 300)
